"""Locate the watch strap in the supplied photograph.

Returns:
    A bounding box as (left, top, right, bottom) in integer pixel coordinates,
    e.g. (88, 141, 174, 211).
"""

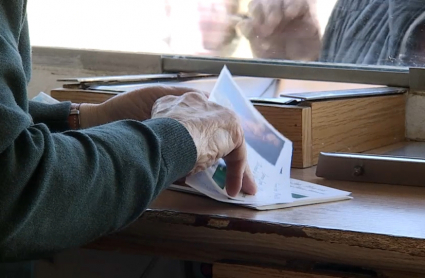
(68, 103, 81, 130)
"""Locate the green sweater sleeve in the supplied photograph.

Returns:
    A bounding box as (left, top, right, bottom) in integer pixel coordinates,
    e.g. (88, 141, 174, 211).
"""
(28, 100, 73, 132)
(0, 2, 197, 262)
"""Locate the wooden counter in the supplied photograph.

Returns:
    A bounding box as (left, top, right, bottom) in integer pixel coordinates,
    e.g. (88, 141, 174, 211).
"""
(86, 167, 425, 277)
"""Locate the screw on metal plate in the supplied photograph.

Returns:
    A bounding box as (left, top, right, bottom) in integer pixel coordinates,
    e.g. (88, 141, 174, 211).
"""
(353, 165, 364, 176)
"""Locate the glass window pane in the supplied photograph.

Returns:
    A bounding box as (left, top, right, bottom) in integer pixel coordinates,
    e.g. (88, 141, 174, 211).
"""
(27, 0, 425, 68)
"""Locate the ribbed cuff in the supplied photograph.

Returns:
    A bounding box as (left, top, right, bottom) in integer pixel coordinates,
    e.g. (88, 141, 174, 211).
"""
(28, 100, 71, 132)
(143, 118, 197, 184)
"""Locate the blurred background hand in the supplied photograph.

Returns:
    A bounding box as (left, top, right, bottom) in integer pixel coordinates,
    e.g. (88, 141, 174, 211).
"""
(238, 0, 322, 60)
(197, 0, 240, 54)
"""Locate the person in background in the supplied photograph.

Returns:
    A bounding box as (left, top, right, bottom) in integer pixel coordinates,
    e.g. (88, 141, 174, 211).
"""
(238, 0, 322, 61)
(0, 1, 257, 277)
(165, 0, 252, 57)
(238, 0, 425, 66)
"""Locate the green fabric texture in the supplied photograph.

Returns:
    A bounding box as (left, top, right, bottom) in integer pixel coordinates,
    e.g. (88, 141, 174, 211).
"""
(0, 0, 197, 262)
(28, 100, 73, 132)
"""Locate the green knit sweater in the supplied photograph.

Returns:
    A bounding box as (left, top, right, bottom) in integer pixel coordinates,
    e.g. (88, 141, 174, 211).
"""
(0, 0, 197, 262)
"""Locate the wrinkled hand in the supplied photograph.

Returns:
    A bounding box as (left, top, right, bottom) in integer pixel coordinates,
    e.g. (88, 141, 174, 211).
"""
(78, 86, 205, 128)
(151, 92, 257, 197)
(238, 0, 321, 60)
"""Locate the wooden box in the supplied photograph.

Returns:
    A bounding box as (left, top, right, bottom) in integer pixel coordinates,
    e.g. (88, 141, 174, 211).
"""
(51, 86, 406, 169)
(254, 93, 406, 168)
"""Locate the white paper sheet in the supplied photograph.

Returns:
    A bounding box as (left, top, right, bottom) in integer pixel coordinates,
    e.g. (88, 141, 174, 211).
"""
(171, 178, 352, 210)
(186, 66, 294, 206)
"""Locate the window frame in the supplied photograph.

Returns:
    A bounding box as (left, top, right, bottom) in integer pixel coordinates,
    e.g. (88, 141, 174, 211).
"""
(34, 46, 425, 89)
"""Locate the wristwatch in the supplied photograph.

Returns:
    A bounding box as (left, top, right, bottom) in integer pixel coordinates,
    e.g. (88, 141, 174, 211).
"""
(68, 103, 81, 130)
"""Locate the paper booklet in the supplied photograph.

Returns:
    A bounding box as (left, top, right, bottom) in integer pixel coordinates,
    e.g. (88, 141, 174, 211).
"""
(169, 66, 352, 210)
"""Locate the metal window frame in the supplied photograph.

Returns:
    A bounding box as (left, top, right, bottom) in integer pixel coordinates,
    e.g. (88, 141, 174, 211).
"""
(162, 55, 413, 88)
(32, 46, 425, 89)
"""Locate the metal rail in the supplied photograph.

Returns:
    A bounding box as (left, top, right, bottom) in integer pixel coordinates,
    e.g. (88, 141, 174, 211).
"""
(162, 55, 410, 88)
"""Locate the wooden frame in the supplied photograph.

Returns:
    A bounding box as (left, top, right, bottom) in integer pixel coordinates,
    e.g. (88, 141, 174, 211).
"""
(253, 93, 406, 168)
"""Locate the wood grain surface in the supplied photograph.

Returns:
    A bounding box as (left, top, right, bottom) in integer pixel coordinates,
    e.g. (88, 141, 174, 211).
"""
(51, 88, 116, 104)
(310, 94, 406, 163)
(213, 263, 339, 278)
(254, 105, 311, 168)
(86, 167, 425, 276)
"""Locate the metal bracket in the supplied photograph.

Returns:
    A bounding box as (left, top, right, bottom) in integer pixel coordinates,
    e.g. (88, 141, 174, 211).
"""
(409, 67, 425, 90)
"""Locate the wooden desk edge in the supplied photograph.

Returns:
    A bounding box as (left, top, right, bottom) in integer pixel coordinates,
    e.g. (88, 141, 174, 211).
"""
(85, 207, 425, 275)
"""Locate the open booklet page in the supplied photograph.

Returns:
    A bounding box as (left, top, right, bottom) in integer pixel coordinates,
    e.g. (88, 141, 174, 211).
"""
(171, 179, 352, 210)
(244, 179, 352, 210)
(186, 66, 294, 206)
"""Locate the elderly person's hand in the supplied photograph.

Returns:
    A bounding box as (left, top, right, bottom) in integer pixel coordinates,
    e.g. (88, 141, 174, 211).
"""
(238, 0, 322, 61)
(78, 86, 205, 128)
(152, 91, 257, 197)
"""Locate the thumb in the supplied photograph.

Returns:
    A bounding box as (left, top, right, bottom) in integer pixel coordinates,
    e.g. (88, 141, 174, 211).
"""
(237, 19, 255, 40)
(223, 142, 256, 197)
(242, 164, 257, 195)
